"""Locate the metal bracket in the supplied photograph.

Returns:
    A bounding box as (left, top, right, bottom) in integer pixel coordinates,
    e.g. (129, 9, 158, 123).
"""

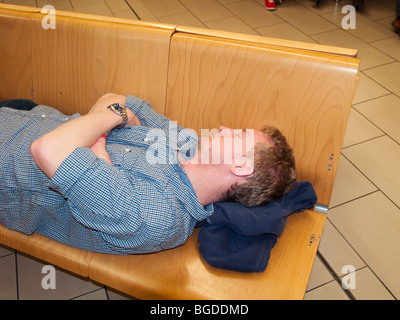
(314, 203, 328, 214)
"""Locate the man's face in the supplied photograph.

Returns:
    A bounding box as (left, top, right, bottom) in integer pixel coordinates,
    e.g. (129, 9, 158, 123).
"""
(197, 126, 271, 167)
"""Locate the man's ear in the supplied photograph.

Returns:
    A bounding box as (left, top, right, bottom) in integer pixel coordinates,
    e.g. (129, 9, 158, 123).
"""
(230, 164, 254, 177)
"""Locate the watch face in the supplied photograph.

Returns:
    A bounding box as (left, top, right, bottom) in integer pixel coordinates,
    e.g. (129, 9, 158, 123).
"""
(108, 103, 128, 129)
(113, 104, 124, 112)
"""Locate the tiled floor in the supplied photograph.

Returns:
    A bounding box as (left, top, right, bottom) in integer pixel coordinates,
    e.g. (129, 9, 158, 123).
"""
(1, 0, 399, 300)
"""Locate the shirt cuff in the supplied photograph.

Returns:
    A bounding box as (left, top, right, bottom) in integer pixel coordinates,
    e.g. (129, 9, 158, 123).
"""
(125, 95, 166, 129)
(49, 147, 98, 197)
(125, 95, 146, 114)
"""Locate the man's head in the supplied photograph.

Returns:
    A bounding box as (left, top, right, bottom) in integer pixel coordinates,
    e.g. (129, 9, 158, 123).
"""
(184, 125, 296, 207)
(225, 126, 297, 206)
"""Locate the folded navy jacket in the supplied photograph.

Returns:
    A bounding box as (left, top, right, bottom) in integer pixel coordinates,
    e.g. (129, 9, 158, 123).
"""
(196, 181, 317, 273)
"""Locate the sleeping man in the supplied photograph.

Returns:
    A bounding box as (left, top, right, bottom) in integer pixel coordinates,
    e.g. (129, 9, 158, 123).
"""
(0, 93, 296, 255)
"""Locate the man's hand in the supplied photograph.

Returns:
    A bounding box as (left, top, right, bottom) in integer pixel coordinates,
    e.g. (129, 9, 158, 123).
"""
(89, 93, 126, 114)
(90, 93, 141, 127)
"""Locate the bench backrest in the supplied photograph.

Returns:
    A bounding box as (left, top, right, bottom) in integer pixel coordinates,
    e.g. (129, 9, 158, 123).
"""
(0, 5, 174, 115)
(166, 32, 359, 206)
(0, 4, 359, 207)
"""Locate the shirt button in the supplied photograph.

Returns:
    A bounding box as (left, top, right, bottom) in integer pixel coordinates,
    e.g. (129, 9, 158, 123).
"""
(143, 138, 149, 142)
(41, 114, 46, 118)
(64, 117, 69, 121)
(125, 148, 131, 152)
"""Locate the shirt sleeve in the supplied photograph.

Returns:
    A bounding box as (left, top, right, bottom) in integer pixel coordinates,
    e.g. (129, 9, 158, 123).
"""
(125, 95, 196, 135)
(48, 147, 179, 253)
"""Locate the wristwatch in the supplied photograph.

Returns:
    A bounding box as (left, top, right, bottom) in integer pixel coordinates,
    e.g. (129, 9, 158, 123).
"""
(107, 103, 128, 129)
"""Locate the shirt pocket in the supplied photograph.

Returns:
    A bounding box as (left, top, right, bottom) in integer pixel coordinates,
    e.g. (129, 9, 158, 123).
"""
(108, 144, 144, 170)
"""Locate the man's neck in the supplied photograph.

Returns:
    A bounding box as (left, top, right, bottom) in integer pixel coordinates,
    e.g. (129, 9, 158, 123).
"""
(181, 162, 226, 206)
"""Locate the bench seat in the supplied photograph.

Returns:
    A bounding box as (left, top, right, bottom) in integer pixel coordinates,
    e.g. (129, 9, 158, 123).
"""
(0, 3, 360, 300)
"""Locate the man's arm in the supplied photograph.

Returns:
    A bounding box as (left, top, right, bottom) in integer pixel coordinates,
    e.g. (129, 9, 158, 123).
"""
(90, 134, 112, 164)
(30, 94, 138, 178)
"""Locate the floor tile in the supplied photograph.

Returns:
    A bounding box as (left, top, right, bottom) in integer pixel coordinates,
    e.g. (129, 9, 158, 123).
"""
(217, 0, 242, 4)
(344, 267, 395, 300)
(36, 0, 74, 12)
(370, 36, 400, 62)
(354, 94, 400, 144)
(205, 16, 259, 35)
(224, 0, 284, 29)
(304, 280, 349, 300)
(257, 22, 317, 43)
(105, 0, 139, 20)
(352, 72, 390, 105)
(363, 62, 400, 97)
(111, 10, 139, 20)
(321, 9, 396, 42)
(159, 11, 205, 28)
(3, 0, 37, 6)
(298, 0, 354, 15)
(107, 287, 138, 300)
(17, 252, 103, 300)
(125, 0, 159, 22)
(139, 0, 187, 18)
(179, 0, 233, 23)
(342, 108, 384, 149)
(329, 155, 378, 208)
(273, 2, 338, 35)
(318, 220, 366, 275)
(342, 136, 400, 207)
(376, 16, 398, 31)
(0, 243, 14, 257)
(329, 192, 400, 299)
(306, 255, 335, 291)
(374, 0, 397, 10)
(0, 254, 17, 300)
(353, 0, 395, 20)
(73, 288, 108, 300)
(69, 0, 113, 16)
(311, 29, 394, 70)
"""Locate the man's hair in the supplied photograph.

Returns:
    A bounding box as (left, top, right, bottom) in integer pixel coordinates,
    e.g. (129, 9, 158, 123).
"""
(226, 126, 297, 207)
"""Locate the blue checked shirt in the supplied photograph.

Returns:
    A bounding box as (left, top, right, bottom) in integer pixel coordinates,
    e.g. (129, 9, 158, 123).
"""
(0, 95, 213, 254)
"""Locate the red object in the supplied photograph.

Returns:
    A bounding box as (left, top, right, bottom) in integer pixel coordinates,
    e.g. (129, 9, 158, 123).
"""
(265, 0, 276, 11)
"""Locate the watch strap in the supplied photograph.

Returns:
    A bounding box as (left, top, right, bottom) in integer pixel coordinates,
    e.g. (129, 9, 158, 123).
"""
(107, 103, 128, 129)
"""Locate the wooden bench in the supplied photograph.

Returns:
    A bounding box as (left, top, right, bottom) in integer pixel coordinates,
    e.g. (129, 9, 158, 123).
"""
(0, 3, 359, 299)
